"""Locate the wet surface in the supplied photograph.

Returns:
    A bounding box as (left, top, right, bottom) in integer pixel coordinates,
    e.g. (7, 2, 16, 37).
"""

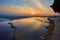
(0, 17, 50, 40)
(50, 18, 60, 40)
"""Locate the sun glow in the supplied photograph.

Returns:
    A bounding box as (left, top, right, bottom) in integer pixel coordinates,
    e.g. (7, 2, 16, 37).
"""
(0, 0, 55, 16)
(31, 10, 35, 15)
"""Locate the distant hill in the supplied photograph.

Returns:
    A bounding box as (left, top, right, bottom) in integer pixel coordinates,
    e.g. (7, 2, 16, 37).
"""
(0, 13, 60, 20)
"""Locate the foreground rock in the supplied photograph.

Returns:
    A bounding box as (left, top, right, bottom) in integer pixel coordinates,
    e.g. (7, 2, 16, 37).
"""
(50, 18, 60, 40)
(45, 17, 60, 40)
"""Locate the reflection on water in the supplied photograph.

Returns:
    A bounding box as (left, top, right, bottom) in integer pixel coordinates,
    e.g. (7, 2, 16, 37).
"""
(12, 17, 49, 29)
(0, 17, 50, 40)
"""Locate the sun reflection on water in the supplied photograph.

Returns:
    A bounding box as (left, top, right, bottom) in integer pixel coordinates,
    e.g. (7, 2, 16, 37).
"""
(12, 17, 49, 30)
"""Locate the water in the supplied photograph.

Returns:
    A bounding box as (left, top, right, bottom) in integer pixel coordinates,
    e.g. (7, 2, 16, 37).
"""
(0, 17, 50, 40)
(0, 18, 10, 22)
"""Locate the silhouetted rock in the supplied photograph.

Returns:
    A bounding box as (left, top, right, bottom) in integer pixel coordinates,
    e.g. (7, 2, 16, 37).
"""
(51, 0, 60, 13)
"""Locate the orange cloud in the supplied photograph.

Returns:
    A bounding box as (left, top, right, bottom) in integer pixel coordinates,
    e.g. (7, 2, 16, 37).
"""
(0, 5, 55, 16)
(0, 0, 55, 16)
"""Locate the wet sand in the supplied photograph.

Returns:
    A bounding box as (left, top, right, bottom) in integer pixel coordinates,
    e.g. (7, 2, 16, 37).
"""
(50, 18, 60, 40)
(46, 17, 60, 40)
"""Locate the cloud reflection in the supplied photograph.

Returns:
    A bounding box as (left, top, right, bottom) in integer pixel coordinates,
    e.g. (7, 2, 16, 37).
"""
(0, 17, 50, 40)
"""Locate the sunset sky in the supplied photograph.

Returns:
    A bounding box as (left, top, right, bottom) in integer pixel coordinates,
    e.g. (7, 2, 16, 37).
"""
(0, 0, 55, 16)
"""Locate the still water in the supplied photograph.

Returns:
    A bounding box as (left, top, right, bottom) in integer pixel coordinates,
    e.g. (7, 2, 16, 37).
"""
(0, 17, 50, 40)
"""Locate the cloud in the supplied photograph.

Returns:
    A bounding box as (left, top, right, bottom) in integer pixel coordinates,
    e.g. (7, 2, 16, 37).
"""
(0, 0, 55, 16)
(40, 0, 54, 6)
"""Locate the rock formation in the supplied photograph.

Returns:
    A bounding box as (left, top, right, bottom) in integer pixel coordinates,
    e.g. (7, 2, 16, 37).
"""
(51, 0, 60, 13)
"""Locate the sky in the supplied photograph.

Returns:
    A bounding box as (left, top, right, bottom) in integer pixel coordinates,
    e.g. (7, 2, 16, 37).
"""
(0, 0, 56, 16)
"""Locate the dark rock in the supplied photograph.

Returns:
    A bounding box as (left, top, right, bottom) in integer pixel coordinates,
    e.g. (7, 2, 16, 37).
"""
(51, 0, 60, 13)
